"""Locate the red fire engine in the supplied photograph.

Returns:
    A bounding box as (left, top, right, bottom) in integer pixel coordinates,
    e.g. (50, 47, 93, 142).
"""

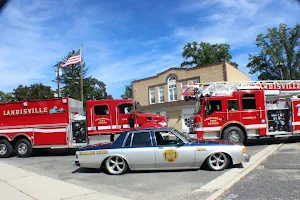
(182, 80, 300, 144)
(0, 98, 166, 158)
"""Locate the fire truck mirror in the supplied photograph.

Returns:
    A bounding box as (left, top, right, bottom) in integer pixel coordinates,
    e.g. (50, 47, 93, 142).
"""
(205, 100, 210, 116)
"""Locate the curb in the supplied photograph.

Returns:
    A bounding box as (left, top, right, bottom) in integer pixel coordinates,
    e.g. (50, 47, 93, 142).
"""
(194, 142, 284, 200)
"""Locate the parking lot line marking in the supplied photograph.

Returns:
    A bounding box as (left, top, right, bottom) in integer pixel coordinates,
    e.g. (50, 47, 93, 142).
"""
(194, 142, 285, 200)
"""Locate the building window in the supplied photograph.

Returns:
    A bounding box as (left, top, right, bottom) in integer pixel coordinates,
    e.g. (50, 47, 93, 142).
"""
(158, 86, 164, 103)
(149, 88, 155, 104)
(168, 76, 177, 101)
(192, 78, 200, 84)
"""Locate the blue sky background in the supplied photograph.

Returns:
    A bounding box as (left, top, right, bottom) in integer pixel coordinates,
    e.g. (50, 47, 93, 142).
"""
(0, 0, 299, 98)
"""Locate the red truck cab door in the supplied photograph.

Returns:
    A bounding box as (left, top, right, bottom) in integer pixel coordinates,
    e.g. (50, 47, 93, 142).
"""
(116, 103, 135, 130)
(90, 104, 112, 133)
(202, 98, 227, 139)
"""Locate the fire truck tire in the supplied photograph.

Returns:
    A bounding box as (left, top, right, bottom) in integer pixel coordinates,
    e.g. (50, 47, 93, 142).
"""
(14, 139, 32, 158)
(222, 126, 245, 144)
(0, 139, 13, 158)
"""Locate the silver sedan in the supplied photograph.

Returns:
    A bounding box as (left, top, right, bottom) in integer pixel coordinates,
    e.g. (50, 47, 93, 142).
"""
(73, 128, 250, 175)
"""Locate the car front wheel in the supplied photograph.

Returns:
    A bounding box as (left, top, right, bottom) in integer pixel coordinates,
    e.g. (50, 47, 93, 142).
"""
(207, 152, 229, 171)
(105, 156, 128, 175)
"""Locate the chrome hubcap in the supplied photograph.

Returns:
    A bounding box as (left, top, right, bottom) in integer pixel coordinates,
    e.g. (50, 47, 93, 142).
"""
(107, 156, 125, 174)
(0, 144, 7, 155)
(18, 143, 28, 155)
(209, 153, 227, 170)
(228, 131, 240, 143)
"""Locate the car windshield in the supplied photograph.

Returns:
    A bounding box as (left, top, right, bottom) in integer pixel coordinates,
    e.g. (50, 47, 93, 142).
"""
(172, 129, 194, 142)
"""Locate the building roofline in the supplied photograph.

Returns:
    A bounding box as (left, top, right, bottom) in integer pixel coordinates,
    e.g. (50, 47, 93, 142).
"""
(132, 62, 229, 84)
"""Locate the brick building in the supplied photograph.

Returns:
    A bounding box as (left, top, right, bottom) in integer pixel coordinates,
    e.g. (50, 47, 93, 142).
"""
(132, 62, 251, 132)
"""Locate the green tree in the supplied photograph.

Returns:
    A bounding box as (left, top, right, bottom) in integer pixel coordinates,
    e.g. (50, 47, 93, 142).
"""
(0, 91, 13, 103)
(181, 42, 237, 68)
(12, 83, 55, 101)
(247, 23, 300, 80)
(84, 77, 110, 101)
(121, 84, 133, 99)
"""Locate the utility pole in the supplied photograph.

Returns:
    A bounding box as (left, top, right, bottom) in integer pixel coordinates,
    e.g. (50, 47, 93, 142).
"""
(57, 65, 60, 97)
(277, 63, 284, 80)
(80, 45, 84, 102)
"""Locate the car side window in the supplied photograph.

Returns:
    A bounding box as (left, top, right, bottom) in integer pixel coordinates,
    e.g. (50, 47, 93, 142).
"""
(228, 100, 238, 111)
(131, 132, 152, 147)
(123, 132, 132, 147)
(118, 103, 134, 114)
(208, 100, 222, 113)
(155, 131, 183, 146)
(94, 105, 109, 115)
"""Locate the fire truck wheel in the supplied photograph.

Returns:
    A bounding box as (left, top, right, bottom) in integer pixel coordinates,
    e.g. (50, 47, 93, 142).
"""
(0, 139, 13, 158)
(222, 126, 245, 144)
(14, 139, 32, 158)
(105, 156, 128, 175)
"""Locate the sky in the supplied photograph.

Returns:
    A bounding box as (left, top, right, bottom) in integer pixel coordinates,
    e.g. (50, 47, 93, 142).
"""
(0, 0, 299, 98)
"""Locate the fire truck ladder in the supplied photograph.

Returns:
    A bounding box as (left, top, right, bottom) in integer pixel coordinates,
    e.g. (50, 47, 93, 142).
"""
(182, 80, 300, 98)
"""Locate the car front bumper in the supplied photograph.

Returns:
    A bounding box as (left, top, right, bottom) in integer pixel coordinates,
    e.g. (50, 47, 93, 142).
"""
(243, 153, 250, 163)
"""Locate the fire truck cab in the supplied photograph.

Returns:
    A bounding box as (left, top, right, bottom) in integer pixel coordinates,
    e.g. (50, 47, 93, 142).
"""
(86, 99, 167, 141)
(182, 80, 300, 144)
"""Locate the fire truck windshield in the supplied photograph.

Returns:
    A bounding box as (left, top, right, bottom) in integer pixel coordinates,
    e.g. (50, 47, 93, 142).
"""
(194, 100, 202, 114)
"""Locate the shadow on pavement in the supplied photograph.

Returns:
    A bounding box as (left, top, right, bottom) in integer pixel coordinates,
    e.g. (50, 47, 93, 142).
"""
(246, 135, 300, 146)
(71, 162, 243, 175)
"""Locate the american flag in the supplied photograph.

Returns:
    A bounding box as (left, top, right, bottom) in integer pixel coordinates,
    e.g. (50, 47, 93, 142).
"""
(61, 49, 81, 67)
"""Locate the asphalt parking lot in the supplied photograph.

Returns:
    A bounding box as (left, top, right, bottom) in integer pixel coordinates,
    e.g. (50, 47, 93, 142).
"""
(218, 136, 300, 200)
(0, 136, 292, 200)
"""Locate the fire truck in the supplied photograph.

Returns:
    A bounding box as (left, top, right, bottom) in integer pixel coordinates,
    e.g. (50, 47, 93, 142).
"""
(0, 98, 166, 158)
(182, 80, 300, 144)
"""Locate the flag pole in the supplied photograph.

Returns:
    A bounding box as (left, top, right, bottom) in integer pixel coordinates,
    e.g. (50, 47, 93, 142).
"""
(57, 64, 60, 98)
(80, 44, 83, 102)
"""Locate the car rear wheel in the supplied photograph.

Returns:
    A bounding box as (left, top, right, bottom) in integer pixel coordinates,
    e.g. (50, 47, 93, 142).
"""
(0, 139, 13, 158)
(207, 152, 229, 171)
(105, 156, 128, 175)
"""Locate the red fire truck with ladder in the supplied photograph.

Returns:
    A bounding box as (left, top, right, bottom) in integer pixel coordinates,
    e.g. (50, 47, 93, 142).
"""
(182, 80, 300, 144)
(0, 98, 166, 158)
